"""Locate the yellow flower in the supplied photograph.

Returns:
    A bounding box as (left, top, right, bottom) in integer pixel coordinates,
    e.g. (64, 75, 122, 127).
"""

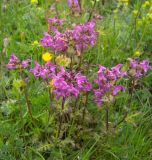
(146, 13, 152, 21)
(31, 0, 38, 5)
(118, 0, 129, 6)
(142, 1, 150, 8)
(42, 52, 53, 62)
(56, 55, 71, 67)
(113, 9, 118, 13)
(99, 30, 106, 36)
(137, 19, 143, 27)
(134, 50, 141, 57)
(31, 40, 39, 46)
(38, 7, 42, 11)
(132, 10, 138, 17)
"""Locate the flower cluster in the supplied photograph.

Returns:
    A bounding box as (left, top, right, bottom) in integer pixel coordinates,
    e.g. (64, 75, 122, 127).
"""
(6, 54, 31, 70)
(52, 67, 92, 98)
(40, 32, 68, 53)
(56, 55, 71, 67)
(128, 59, 151, 78)
(71, 20, 97, 53)
(94, 64, 126, 106)
(40, 16, 98, 55)
(67, 0, 81, 13)
(48, 17, 64, 32)
(7, 52, 151, 106)
(30, 61, 56, 79)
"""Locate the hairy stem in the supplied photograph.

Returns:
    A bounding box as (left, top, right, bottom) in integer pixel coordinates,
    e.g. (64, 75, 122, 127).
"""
(23, 87, 33, 120)
(106, 108, 109, 131)
(58, 97, 66, 138)
(82, 92, 88, 122)
(20, 71, 33, 120)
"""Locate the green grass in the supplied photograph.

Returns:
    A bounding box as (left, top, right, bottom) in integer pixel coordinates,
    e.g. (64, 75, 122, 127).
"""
(0, 0, 152, 159)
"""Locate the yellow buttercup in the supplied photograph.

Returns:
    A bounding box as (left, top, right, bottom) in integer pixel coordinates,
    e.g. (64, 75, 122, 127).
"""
(42, 52, 53, 62)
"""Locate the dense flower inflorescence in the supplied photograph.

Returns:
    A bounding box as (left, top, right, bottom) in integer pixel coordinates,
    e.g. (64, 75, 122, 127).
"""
(129, 59, 151, 78)
(41, 17, 98, 54)
(6, 54, 31, 70)
(72, 20, 97, 52)
(52, 67, 92, 98)
(67, 0, 81, 13)
(40, 32, 68, 53)
(48, 17, 64, 32)
(94, 64, 126, 106)
(30, 61, 56, 79)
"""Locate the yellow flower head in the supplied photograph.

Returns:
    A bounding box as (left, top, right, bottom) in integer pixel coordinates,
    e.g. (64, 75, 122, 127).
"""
(146, 13, 152, 21)
(38, 7, 42, 11)
(56, 55, 71, 67)
(142, 1, 150, 8)
(137, 19, 143, 27)
(42, 52, 53, 62)
(31, 40, 39, 46)
(31, 0, 38, 5)
(113, 9, 118, 13)
(132, 10, 138, 17)
(134, 50, 141, 57)
(118, 0, 129, 6)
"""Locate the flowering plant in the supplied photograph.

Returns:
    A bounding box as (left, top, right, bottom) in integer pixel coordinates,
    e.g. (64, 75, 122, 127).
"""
(6, 0, 151, 140)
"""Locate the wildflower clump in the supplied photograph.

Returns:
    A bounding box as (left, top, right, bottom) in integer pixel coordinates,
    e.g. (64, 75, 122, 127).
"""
(71, 20, 97, 54)
(30, 61, 56, 79)
(48, 17, 64, 32)
(52, 67, 92, 99)
(6, 54, 31, 70)
(41, 18, 98, 55)
(41, 32, 68, 53)
(94, 64, 127, 106)
(128, 59, 151, 78)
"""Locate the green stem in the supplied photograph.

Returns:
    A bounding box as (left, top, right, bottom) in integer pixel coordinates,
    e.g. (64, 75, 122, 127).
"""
(20, 71, 33, 120)
(58, 97, 66, 138)
(23, 87, 33, 120)
(82, 92, 88, 122)
(106, 107, 109, 131)
(88, 0, 96, 22)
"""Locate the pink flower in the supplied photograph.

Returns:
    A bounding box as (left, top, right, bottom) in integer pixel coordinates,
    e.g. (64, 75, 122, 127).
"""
(30, 61, 56, 79)
(48, 17, 64, 32)
(113, 85, 124, 96)
(52, 68, 92, 99)
(67, 0, 81, 13)
(94, 64, 126, 107)
(6, 54, 31, 70)
(40, 32, 68, 53)
(21, 59, 31, 69)
(72, 20, 97, 52)
(129, 59, 151, 78)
